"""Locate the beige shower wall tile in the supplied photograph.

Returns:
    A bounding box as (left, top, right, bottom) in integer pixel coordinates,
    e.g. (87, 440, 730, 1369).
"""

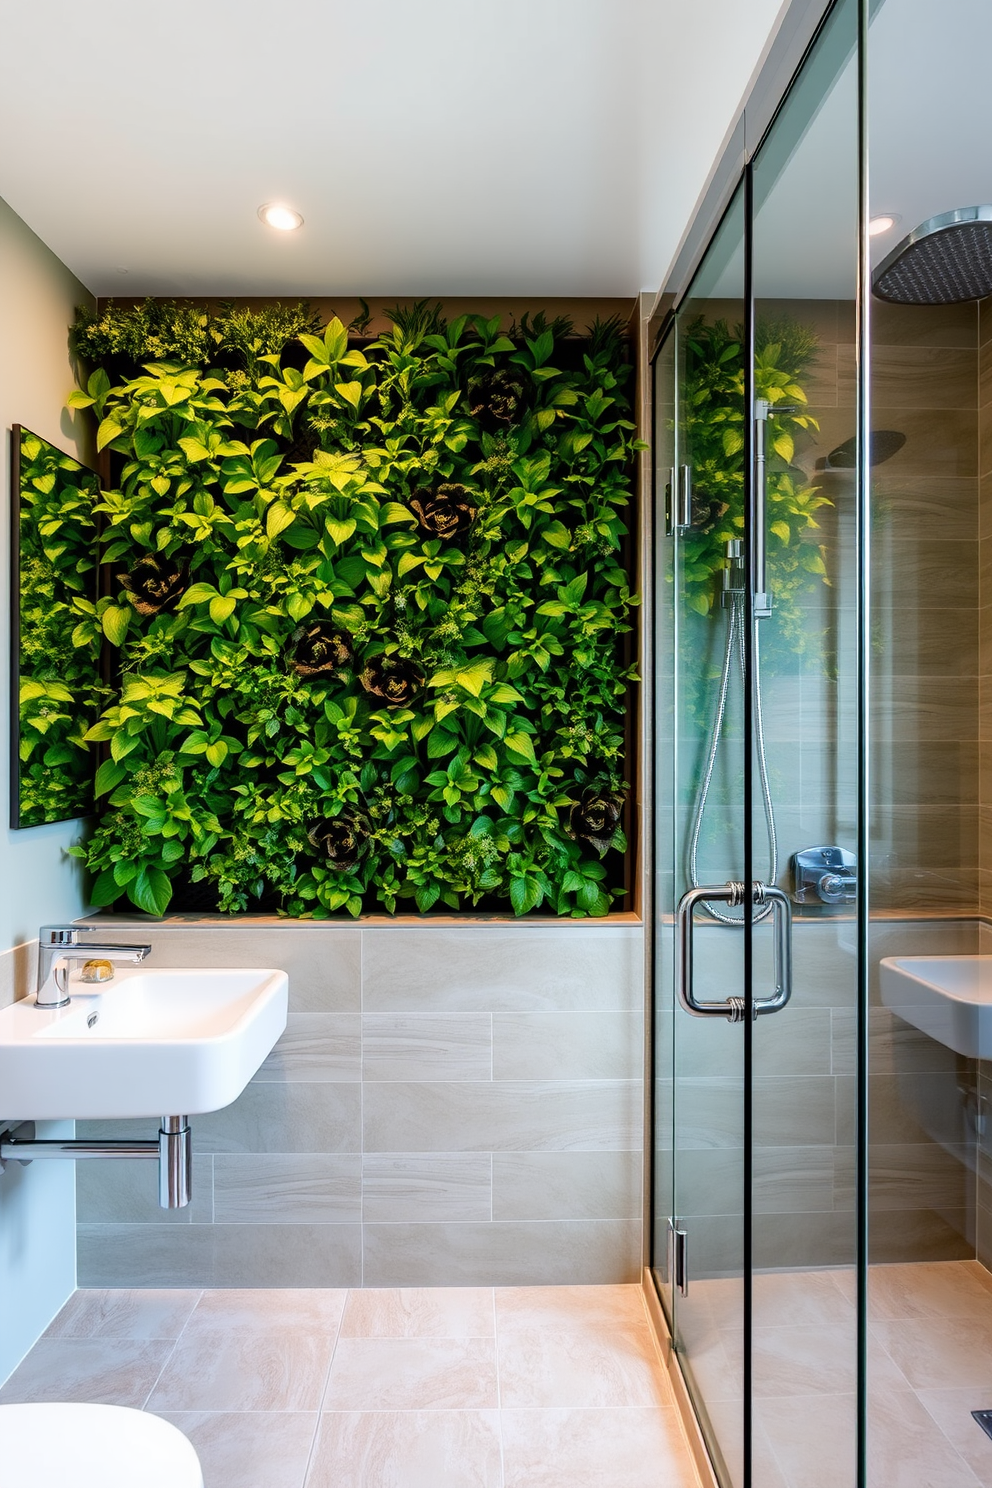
(876, 740, 980, 807)
(362, 1080, 642, 1153)
(83, 925, 363, 1014)
(868, 1143, 971, 1212)
(870, 805, 980, 868)
(880, 613, 980, 679)
(212, 1153, 362, 1223)
(872, 678, 978, 742)
(362, 1154, 492, 1222)
(362, 1013, 492, 1082)
(872, 476, 979, 541)
(873, 299, 978, 349)
(753, 1007, 832, 1077)
(869, 407, 979, 478)
(752, 1076, 837, 1148)
(491, 1151, 641, 1222)
(868, 345, 978, 409)
(873, 538, 979, 608)
(492, 1011, 642, 1080)
(752, 1145, 836, 1213)
(360, 927, 643, 1012)
(254, 1014, 361, 1082)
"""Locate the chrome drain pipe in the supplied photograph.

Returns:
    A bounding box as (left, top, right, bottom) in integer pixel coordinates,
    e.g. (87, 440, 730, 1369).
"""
(0, 1117, 192, 1209)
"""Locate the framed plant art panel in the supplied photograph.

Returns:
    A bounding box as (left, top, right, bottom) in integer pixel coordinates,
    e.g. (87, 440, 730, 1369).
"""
(9, 425, 102, 828)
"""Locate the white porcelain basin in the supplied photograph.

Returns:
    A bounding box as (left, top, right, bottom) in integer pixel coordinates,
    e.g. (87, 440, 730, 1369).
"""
(879, 955, 992, 1057)
(0, 967, 288, 1120)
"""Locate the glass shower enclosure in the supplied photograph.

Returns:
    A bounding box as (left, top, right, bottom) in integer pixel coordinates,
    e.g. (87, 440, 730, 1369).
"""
(650, 0, 863, 1483)
(650, 0, 992, 1483)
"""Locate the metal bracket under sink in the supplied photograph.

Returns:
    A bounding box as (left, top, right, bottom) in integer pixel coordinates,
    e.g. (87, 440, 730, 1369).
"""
(0, 1117, 191, 1208)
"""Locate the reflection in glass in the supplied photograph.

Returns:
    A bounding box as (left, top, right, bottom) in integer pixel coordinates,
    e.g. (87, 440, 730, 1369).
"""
(12, 426, 100, 827)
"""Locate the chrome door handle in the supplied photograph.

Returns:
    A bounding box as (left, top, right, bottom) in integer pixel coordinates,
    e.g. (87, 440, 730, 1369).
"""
(676, 882, 793, 1020)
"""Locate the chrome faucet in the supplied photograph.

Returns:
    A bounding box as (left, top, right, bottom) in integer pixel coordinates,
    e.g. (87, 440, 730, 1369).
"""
(36, 926, 152, 1009)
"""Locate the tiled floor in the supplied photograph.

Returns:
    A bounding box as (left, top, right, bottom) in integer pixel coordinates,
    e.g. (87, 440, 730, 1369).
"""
(0, 1284, 701, 1488)
(685, 1261, 992, 1488)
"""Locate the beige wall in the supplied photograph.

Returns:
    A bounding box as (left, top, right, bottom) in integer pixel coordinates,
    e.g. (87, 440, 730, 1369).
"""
(76, 921, 644, 1287)
(0, 194, 94, 1382)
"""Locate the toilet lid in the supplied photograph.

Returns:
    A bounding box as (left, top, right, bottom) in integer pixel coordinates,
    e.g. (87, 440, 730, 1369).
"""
(0, 1403, 203, 1488)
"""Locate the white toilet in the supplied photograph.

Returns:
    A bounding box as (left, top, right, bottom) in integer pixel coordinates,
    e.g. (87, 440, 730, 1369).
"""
(1, 1403, 203, 1488)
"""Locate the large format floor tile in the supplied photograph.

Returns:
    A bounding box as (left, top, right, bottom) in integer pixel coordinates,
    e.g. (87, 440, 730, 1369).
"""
(3, 1283, 697, 1488)
(308, 1410, 504, 1488)
(160, 1412, 319, 1488)
(322, 1337, 499, 1411)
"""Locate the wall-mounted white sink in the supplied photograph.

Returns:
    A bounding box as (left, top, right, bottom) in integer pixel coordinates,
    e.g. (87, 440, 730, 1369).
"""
(879, 955, 992, 1058)
(0, 968, 288, 1120)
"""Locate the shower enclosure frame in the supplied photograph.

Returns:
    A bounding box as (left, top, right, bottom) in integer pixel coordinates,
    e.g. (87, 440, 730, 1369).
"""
(641, 0, 872, 1484)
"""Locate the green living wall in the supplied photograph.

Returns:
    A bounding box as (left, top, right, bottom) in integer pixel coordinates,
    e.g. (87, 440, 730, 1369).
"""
(66, 301, 640, 918)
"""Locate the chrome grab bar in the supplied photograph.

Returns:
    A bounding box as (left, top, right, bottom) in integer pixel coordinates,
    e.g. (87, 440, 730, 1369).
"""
(676, 882, 793, 1021)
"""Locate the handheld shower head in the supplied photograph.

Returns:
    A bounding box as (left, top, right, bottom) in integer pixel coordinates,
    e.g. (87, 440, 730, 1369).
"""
(873, 206, 992, 305)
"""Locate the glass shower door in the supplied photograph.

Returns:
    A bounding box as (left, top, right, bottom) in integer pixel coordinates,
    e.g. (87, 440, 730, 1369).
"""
(664, 184, 751, 1488)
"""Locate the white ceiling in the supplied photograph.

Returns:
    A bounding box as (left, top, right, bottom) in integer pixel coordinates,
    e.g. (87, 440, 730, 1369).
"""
(0, 0, 788, 298)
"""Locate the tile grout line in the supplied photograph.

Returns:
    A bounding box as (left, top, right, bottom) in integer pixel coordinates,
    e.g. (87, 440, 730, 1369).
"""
(303, 1293, 348, 1486)
(139, 1288, 204, 1410)
(492, 1286, 507, 1488)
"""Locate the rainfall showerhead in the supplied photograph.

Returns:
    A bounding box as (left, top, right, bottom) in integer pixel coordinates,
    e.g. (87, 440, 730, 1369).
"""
(873, 207, 992, 305)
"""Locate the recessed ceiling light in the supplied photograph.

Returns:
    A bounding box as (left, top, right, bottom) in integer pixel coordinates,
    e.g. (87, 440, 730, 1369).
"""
(258, 203, 303, 232)
(869, 214, 900, 237)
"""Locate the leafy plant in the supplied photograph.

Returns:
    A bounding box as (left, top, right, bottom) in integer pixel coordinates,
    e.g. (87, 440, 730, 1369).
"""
(679, 316, 830, 654)
(65, 303, 640, 918)
(14, 430, 102, 826)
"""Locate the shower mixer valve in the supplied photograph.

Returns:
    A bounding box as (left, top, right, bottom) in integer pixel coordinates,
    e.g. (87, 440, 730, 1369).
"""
(791, 846, 857, 905)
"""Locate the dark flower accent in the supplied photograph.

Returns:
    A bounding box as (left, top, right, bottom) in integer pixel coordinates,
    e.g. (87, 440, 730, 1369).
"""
(359, 656, 425, 709)
(307, 810, 371, 873)
(409, 484, 477, 541)
(568, 787, 625, 857)
(468, 369, 525, 430)
(290, 621, 354, 679)
(118, 554, 188, 616)
(690, 487, 729, 532)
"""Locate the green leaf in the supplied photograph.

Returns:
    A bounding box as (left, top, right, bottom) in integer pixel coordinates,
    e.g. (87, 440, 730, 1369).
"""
(266, 502, 296, 539)
(130, 865, 173, 917)
(455, 658, 494, 697)
(510, 875, 541, 915)
(504, 731, 538, 765)
(473, 744, 498, 771)
(178, 582, 218, 609)
(89, 868, 120, 907)
(101, 605, 131, 646)
(542, 521, 571, 549)
(205, 740, 228, 767)
(95, 759, 127, 796)
(428, 729, 459, 758)
(415, 881, 441, 913)
(209, 594, 237, 624)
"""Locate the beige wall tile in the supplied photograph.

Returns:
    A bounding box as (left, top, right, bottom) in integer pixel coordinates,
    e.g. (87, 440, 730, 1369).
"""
(361, 1220, 641, 1287)
(77, 1221, 363, 1288)
(873, 300, 978, 349)
(362, 1154, 492, 1223)
(362, 1081, 642, 1154)
(868, 1208, 973, 1265)
(492, 1011, 642, 1081)
(255, 1014, 361, 1082)
(213, 1154, 362, 1224)
(491, 1152, 641, 1222)
(362, 1014, 492, 1082)
(870, 346, 978, 410)
(361, 927, 643, 1012)
(192, 1081, 361, 1155)
(76, 1153, 212, 1224)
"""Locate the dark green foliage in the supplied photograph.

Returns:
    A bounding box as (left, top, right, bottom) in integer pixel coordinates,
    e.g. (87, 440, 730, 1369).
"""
(680, 315, 830, 652)
(15, 430, 102, 826)
(64, 304, 640, 918)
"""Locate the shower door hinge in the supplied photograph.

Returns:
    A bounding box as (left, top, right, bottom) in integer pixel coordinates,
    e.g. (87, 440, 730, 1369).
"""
(669, 1219, 689, 1296)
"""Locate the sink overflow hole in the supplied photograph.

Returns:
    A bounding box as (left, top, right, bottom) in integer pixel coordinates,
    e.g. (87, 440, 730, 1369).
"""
(86, 1012, 98, 1029)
